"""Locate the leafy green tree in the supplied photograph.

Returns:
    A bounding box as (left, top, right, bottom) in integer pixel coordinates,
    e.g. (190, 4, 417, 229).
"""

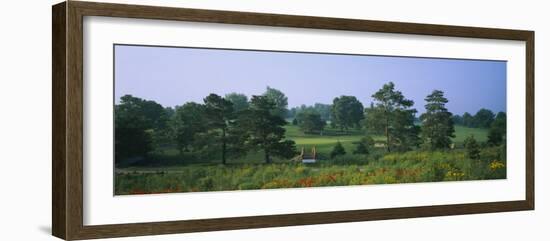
(263, 86, 288, 118)
(224, 93, 249, 112)
(364, 82, 420, 152)
(420, 90, 455, 149)
(331, 96, 364, 131)
(474, 108, 495, 128)
(330, 141, 346, 158)
(464, 135, 481, 160)
(114, 95, 166, 165)
(462, 112, 474, 127)
(171, 102, 207, 154)
(296, 110, 326, 133)
(203, 94, 237, 164)
(238, 95, 297, 163)
(487, 112, 506, 146)
(353, 136, 374, 155)
(292, 118, 298, 125)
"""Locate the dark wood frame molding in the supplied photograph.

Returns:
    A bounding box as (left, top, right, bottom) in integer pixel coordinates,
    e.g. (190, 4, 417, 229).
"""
(52, 1, 535, 240)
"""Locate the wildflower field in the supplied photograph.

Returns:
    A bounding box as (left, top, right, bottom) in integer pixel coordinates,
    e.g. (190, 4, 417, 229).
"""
(115, 146, 505, 195)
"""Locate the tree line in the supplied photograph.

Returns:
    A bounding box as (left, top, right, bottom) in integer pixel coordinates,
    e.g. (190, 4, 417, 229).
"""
(292, 82, 505, 152)
(115, 82, 506, 166)
(115, 87, 296, 166)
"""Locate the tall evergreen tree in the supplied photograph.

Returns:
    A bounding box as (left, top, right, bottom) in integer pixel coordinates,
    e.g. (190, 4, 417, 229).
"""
(238, 95, 297, 163)
(364, 82, 420, 152)
(420, 90, 455, 149)
(330, 141, 346, 158)
(203, 94, 236, 164)
(464, 135, 481, 160)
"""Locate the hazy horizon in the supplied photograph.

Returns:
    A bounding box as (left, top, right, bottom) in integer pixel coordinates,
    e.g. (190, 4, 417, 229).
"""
(114, 45, 506, 115)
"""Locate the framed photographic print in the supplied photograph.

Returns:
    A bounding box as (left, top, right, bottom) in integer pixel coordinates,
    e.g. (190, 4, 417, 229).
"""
(52, 1, 534, 240)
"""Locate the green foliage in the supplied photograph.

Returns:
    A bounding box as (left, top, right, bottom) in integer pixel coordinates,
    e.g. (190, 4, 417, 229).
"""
(330, 141, 346, 158)
(238, 95, 297, 163)
(263, 86, 288, 118)
(464, 135, 481, 160)
(171, 102, 207, 154)
(224, 92, 249, 112)
(474, 108, 495, 128)
(353, 136, 374, 155)
(114, 82, 507, 195)
(296, 110, 326, 133)
(288, 103, 332, 121)
(331, 96, 364, 131)
(115, 147, 506, 195)
(203, 93, 242, 164)
(487, 112, 506, 146)
(420, 90, 455, 150)
(115, 95, 168, 165)
(460, 109, 497, 129)
(364, 82, 420, 152)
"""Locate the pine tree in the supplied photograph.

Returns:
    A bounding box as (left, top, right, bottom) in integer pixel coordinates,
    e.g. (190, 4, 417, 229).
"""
(238, 95, 297, 163)
(464, 135, 480, 160)
(330, 141, 346, 158)
(420, 90, 455, 149)
(364, 82, 420, 152)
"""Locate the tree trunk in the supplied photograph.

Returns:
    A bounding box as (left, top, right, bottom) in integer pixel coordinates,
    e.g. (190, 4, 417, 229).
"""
(385, 118, 391, 152)
(264, 149, 270, 164)
(221, 128, 226, 165)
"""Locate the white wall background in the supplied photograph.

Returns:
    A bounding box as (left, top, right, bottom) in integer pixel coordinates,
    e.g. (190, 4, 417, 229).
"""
(0, 0, 547, 240)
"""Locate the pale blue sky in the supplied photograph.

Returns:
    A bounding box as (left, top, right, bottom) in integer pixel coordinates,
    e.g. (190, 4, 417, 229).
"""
(114, 44, 506, 115)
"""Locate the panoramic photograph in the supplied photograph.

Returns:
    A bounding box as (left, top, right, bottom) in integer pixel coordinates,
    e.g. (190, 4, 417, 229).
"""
(113, 44, 507, 195)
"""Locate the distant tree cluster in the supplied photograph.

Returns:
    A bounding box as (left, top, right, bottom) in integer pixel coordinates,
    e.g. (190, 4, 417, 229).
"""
(452, 108, 504, 129)
(115, 87, 297, 166)
(289, 103, 332, 122)
(295, 110, 326, 133)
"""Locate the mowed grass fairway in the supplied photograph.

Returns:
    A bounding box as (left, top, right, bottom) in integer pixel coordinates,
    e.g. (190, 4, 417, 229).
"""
(284, 124, 367, 158)
(286, 124, 488, 158)
(453, 125, 488, 143)
(115, 124, 501, 195)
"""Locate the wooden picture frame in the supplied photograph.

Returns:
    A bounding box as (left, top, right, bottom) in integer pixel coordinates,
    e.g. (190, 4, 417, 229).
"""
(52, 1, 534, 240)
